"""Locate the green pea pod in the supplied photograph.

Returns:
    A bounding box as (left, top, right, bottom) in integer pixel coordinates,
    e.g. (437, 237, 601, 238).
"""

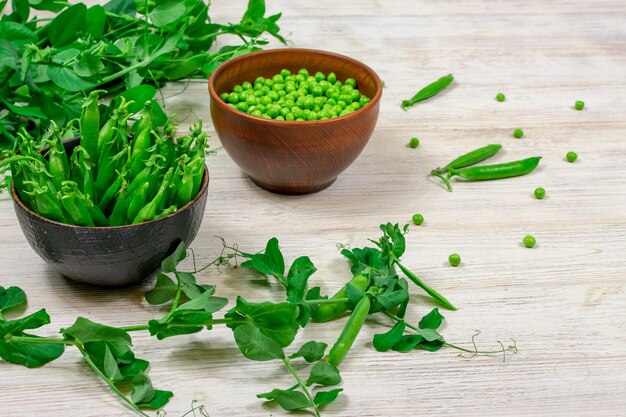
(449, 156, 542, 181)
(188, 157, 205, 199)
(153, 205, 177, 221)
(22, 181, 67, 223)
(108, 192, 129, 226)
(60, 181, 95, 227)
(325, 294, 372, 368)
(88, 203, 108, 227)
(401, 74, 454, 111)
(98, 170, 126, 214)
(70, 146, 96, 201)
(130, 127, 153, 178)
(311, 273, 370, 323)
(132, 101, 153, 134)
(432, 144, 502, 176)
(97, 117, 117, 156)
(95, 144, 129, 201)
(126, 181, 149, 221)
(80, 90, 106, 165)
(174, 170, 194, 208)
(132, 168, 173, 224)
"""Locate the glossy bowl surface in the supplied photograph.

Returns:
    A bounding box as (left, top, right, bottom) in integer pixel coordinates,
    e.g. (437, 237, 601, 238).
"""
(209, 48, 382, 194)
(11, 137, 209, 287)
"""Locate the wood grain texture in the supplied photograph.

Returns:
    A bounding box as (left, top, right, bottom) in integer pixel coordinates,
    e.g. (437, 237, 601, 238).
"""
(1, 0, 626, 416)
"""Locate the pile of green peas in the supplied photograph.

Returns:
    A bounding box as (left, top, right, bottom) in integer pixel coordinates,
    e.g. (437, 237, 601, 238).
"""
(219, 68, 372, 121)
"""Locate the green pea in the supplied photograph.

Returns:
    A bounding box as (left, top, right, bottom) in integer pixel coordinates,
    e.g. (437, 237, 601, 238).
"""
(277, 90, 286, 98)
(280, 69, 291, 78)
(296, 88, 308, 97)
(319, 80, 330, 92)
(242, 81, 252, 90)
(286, 113, 295, 121)
(327, 72, 337, 84)
(448, 253, 461, 267)
(296, 117, 305, 121)
(268, 105, 281, 118)
(298, 68, 309, 77)
(245, 95, 257, 105)
(350, 102, 361, 110)
(251, 110, 263, 117)
(534, 187, 545, 199)
(292, 107, 303, 118)
(314, 97, 326, 107)
(340, 94, 352, 104)
(335, 80, 343, 88)
(273, 83, 284, 92)
(409, 137, 419, 148)
(566, 151, 577, 162)
(575, 100, 584, 110)
(279, 107, 290, 118)
(261, 85, 270, 93)
(523, 235, 536, 248)
(285, 82, 297, 93)
(220, 92, 228, 101)
(412, 213, 424, 225)
(295, 74, 305, 82)
(327, 98, 337, 106)
(513, 128, 524, 138)
(284, 99, 295, 107)
(259, 96, 272, 106)
(341, 84, 354, 94)
(328, 109, 338, 118)
(261, 114, 272, 119)
(246, 105, 257, 114)
(233, 85, 243, 93)
(285, 75, 296, 82)
(311, 85, 323, 97)
(314, 71, 325, 82)
(332, 105, 343, 113)
(303, 97, 315, 109)
(350, 89, 361, 102)
(306, 76, 316, 84)
(496, 93, 506, 102)
(240, 89, 252, 98)
(228, 92, 240, 104)
(272, 74, 283, 83)
(359, 96, 371, 106)
(254, 89, 264, 98)
(312, 105, 321, 112)
(268, 91, 279, 101)
(227, 103, 236, 109)
(254, 76, 265, 85)
(236, 102, 249, 112)
(337, 100, 347, 109)
(307, 111, 317, 121)
(275, 115, 285, 121)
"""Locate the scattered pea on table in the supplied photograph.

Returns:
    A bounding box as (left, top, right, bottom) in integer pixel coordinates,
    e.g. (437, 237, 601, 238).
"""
(513, 128, 524, 138)
(523, 235, 536, 248)
(575, 100, 585, 110)
(534, 187, 546, 199)
(220, 68, 372, 121)
(409, 137, 420, 148)
(566, 151, 578, 162)
(448, 253, 461, 267)
(412, 213, 424, 225)
(496, 93, 506, 102)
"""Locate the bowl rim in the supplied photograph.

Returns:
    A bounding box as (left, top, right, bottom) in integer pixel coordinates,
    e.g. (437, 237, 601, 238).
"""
(10, 140, 210, 230)
(208, 47, 383, 126)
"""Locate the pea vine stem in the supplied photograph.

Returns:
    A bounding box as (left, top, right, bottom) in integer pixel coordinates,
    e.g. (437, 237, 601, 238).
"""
(7, 335, 72, 345)
(76, 342, 150, 417)
(282, 357, 320, 417)
(305, 297, 349, 305)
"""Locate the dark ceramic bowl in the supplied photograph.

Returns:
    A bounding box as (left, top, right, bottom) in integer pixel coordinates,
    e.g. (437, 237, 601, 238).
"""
(11, 138, 209, 287)
(209, 48, 382, 195)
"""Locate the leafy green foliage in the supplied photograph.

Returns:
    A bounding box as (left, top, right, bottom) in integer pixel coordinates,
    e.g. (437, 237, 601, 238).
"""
(0, 0, 285, 149)
(0, 309, 65, 367)
(314, 388, 343, 407)
(289, 341, 327, 363)
(306, 362, 341, 387)
(240, 237, 285, 279)
(233, 324, 285, 361)
(0, 285, 26, 314)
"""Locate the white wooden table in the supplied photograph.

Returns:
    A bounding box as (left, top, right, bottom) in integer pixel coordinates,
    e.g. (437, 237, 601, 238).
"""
(2, 1, 626, 416)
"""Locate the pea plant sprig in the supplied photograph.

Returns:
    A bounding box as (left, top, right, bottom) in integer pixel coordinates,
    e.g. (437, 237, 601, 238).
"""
(0, 224, 517, 416)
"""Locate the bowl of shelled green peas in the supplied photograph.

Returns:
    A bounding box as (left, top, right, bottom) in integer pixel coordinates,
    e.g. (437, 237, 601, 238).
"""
(7, 93, 209, 287)
(209, 48, 382, 194)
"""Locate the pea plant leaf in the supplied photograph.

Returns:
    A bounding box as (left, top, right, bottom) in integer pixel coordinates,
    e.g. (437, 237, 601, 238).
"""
(314, 388, 343, 407)
(130, 372, 155, 404)
(419, 308, 444, 330)
(240, 237, 285, 280)
(389, 309, 446, 353)
(286, 255, 316, 326)
(149, 0, 186, 28)
(225, 297, 299, 347)
(373, 320, 406, 352)
(0, 309, 65, 367)
(0, 285, 26, 314)
(233, 324, 285, 361)
(289, 341, 327, 363)
(276, 390, 312, 411)
(144, 272, 177, 305)
(45, 3, 87, 47)
(160, 241, 187, 273)
(305, 361, 341, 387)
(61, 317, 131, 346)
(371, 223, 409, 266)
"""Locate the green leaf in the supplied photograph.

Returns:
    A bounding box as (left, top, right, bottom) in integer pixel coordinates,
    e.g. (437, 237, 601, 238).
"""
(286, 256, 316, 302)
(175, 290, 228, 314)
(0, 40, 19, 71)
(276, 390, 312, 411)
(419, 308, 444, 330)
(131, 372, 155, 404)
(225, 297, 299, 347)
(61, 317, 131, 346)
(0, 309, 65, 367)
(103, 344, 123, 381)
(240, 237, 285, 278)
(257, 388, 282, 400)
(103, 0, 136, 16)
(115, 84, 157, 114)
(392, 334, 424, 353)
(391, 330, 444, 353)
(345, 282, 365, 309)
(233, 324, 284, 361)
(289, 341, 327, 363)
(161, 241, 187, 272)
(29, 0, 65, 12)
(162, 54, 208, 79)
(145, 272, 177, 305)
(85, 5, 106, 39)
(373, 320, 406, 352)
(47, 66, 95, 92)
(149, 0, 186, 28)
(10, 0, 29, 21)
(243, 0, 266, 21)
(306, 361, 341, 387)
(46, 3, 87, 47)
(138, 389, 173, 410)
(375, 279, 409, 310)
(341, 246, 383, 274)
(0, 22, 36, 44)
(73, 54, 105, 78)
(2, 100, 47, 119)
(0, 286, 26, 314)
(314, 388, 343, 407)
(119, 358, 149, 380)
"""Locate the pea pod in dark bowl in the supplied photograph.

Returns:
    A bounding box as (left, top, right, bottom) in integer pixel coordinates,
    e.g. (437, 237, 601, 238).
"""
(11, 137, 209, 287)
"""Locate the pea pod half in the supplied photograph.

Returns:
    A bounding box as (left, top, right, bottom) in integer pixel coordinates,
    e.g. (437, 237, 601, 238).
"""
(449, 156, 542, 181)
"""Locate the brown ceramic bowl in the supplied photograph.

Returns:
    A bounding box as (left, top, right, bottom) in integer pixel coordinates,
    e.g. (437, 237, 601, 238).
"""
(11, 137, 209, 287)
(209, 48, 382, 194)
